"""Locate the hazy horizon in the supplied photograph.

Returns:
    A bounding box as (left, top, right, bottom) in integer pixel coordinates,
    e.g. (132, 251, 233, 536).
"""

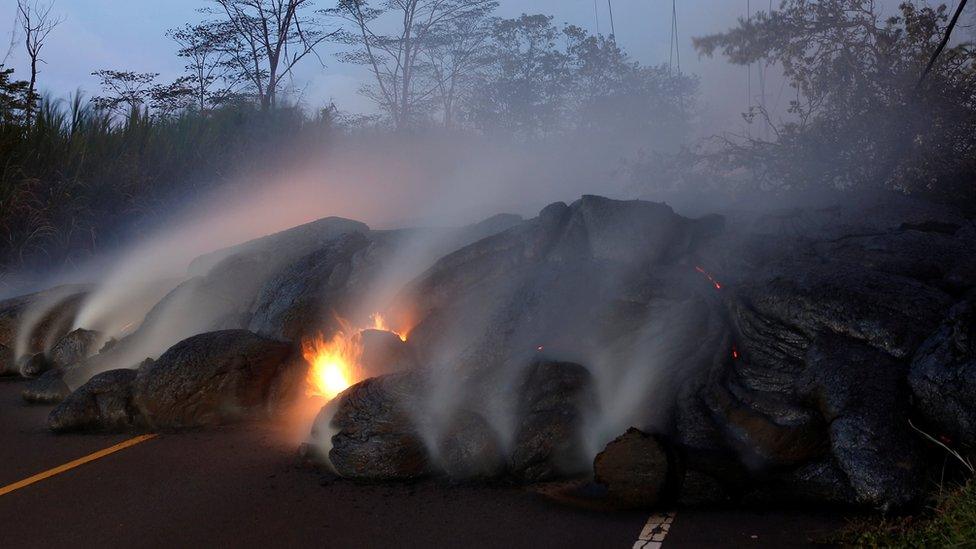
(3, 0, 907, 135)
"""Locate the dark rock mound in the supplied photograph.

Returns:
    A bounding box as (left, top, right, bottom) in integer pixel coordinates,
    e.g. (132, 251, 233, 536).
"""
(435, 410, 506, 480)
(23, 291, 89, 357)
(594, 428, 682, 508)
(801, 336, 922, 509)
(22, 368, 71, 403)
(328, 372, 432, 481)
(48, 369, 139, 432)
(0, 344, 15, 376)
(247, 213, 523, 344)
(325, 359, 595, 482)
(19, 352, 53, 378)
(511, 360, 596, 482)
(132, 330, 304, 429)
(188, 216, 371, 277)
(910, 300, 976, 448)
(359, 329, 418, 377)
(247, 233, 371, 342)
(390, 197, 725, 475)
(321, 375, 506, 482)
(14, 195, 975, 510)
(0, 285, 89, 349)
(116, 218, 370, 366)
(669, 201, 973, 510)
(0, 295, 31, 348)
(49, 328, 102, 369)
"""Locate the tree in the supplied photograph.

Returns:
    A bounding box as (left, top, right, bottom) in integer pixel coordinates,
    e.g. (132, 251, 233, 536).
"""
(420, 1, 496, 128)
(563, 25, 697, 144)
(456, 15, 698, 142)
(693, 1, 976, 202)
(90, 70, 159, 118)
(16, 0, 63, 127)
(207, 0, 332, 110)
(0, 66, 30, 124)
(149, 76, 197, 117)
(465, 14, 570, 137)
(167, 22, 238, 112)
(325, 0, 497, 129)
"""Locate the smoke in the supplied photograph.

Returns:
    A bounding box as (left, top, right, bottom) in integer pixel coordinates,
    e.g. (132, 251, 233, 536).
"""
(13, 284, 87, 360)
(303, 195, 737, 475)
(47, 128, 640, 387)
(16, 100, 739, 467)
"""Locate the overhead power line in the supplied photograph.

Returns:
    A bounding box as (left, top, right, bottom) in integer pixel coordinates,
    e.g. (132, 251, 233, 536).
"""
(669, 0, 680, 74)
(594, 0, 600, 35)
(919, 0, 970, 86)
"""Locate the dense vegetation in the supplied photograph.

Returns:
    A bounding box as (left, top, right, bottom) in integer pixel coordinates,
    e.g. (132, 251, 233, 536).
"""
(0, 91, 327, 284)
(1, 0, 974, 286)
(0, 1, 696, 284)
(843, 480, 976, 546)
(635, 0, 976, 208)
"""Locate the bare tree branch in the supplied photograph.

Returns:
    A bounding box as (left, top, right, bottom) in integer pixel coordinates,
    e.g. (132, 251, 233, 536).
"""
(16, 0, 63, 126)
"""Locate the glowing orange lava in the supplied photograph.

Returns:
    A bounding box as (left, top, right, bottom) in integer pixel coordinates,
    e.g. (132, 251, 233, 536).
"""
(695, 265, 723, 290)
(302, 312, 412, 399)
(370, 312, 407, 341)
(302, 329, 362, 400)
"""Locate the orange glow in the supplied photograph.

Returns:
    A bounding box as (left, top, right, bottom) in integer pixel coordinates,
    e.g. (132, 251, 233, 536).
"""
(695, 266, 723, 290)
(302, 330, 362, 400)
(302, 312, 413, 399)
(370, 312, 406, 342)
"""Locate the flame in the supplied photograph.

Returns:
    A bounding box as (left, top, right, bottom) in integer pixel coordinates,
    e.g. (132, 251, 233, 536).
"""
(370, 312, 407, 342)
(302, 312, 411, 399)
(302, 330, 362, 400)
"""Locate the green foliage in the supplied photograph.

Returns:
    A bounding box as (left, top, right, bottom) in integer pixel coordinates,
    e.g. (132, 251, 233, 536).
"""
(0, 84, 332, 282)
(467, 15, 698, 143)
(690, 1, 976, 207)
(467, 14, 570, 138)
(842, 480, 976, 547)
(0, 66, 31, 125)
(563, 25, 698, 146)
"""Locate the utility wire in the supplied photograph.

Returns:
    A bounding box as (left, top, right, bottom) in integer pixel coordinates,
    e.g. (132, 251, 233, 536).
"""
(918, 0, 970, 87)
(873, 0, 970, 190)
(669, 0, 680, 74)
(607, 0, 616, 38)
(758, 0, 772, 139)
(670, 0, 685, 112)
(593, 0, 600, 35)
(747, 0, 752, 137)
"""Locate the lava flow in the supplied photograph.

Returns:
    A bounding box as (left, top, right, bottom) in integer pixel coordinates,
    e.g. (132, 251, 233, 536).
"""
(695, 265, 723, 290)
(302, 313, 409, 399)
(369, 312, 407, 341)
(302, 328, 361, 400)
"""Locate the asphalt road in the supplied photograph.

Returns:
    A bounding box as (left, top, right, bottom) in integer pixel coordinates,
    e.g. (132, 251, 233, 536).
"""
(0, 379, 848, 548)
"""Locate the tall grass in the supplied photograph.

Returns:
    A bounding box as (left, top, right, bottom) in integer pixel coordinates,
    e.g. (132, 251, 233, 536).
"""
(0, 95, 332, 286)
(842, 479, 976, 547)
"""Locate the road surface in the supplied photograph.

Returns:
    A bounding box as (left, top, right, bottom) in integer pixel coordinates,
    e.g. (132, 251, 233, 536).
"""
(0, 379, 847, 547)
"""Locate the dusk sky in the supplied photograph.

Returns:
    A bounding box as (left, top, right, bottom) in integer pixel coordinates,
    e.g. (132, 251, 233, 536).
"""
(2, 0, 915, 131)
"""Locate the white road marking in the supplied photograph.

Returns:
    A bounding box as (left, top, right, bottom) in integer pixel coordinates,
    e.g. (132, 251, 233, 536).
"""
(632, 512, 676, 548)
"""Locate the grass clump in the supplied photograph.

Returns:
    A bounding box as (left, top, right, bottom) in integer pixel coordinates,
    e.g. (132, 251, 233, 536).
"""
(841, 480, 976, 547)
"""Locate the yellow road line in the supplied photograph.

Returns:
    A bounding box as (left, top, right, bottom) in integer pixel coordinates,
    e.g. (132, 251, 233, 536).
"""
(0, 433, 158, 497)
